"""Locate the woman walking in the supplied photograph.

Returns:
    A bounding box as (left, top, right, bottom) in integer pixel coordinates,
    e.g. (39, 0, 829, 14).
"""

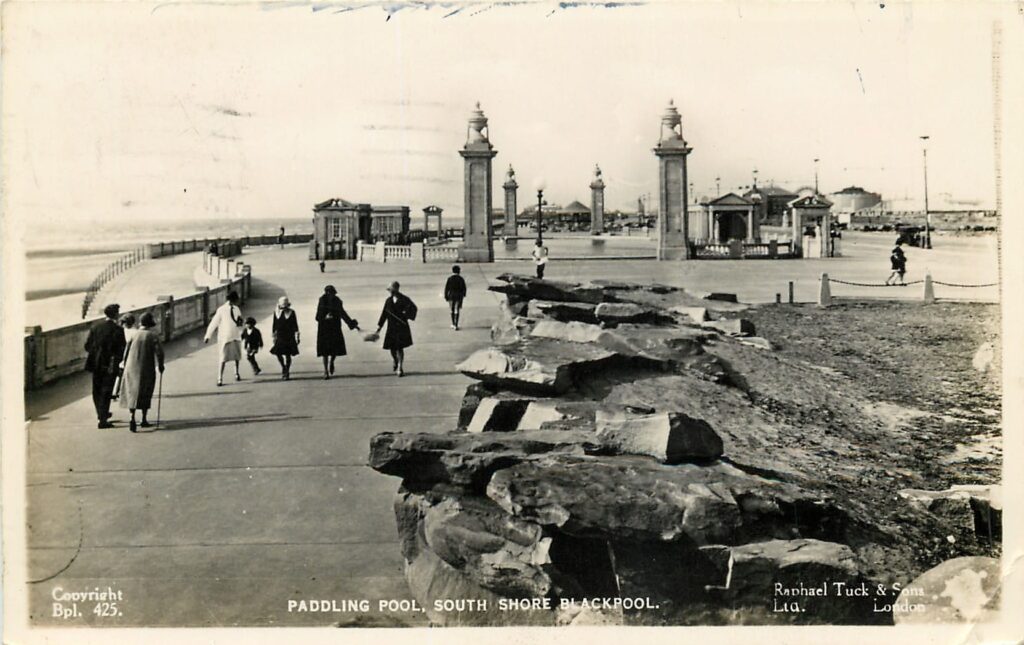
(203, 291, 244, 386)
(374, 281, 417, 377)
(121, 313, 165, 433)
(270, 296, 300, 379)
(315, 285, 359, 380)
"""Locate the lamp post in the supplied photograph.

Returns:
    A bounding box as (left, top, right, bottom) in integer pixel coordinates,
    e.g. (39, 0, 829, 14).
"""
(814, 158, 820, 194)
(920, 135, 931, 249)
(534, 178, 546, 244)
(715, 176, 721, 196)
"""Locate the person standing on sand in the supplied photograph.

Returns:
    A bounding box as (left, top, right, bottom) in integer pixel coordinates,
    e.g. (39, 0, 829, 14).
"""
(374, 281, 417, 377)
(270, 296, 300, 380)
(532, 240, 549, 279)
(84, 303, 127, 428)
(444, 265, 467, 330)
(203, 291, 244, 386)
(886, 239, 908, 286)
(120, 313, 165, 433)
(315, 285, 359, 380)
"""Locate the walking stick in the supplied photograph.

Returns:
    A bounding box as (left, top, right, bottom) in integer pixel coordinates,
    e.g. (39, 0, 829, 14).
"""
(156, 371, 163, 428)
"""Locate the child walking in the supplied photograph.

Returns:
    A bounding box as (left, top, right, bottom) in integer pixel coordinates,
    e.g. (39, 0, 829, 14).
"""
(241, 317, 264, 375)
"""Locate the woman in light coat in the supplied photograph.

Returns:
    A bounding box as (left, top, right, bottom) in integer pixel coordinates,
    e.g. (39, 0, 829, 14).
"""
(203, 290, 244, 386)
(121, 313, 164, 432)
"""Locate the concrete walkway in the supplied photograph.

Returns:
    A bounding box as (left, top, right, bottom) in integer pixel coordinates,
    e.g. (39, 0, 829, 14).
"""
(22, 233, 999, 627)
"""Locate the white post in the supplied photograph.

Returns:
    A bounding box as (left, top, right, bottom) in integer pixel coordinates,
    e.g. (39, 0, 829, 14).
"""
(818, 273, 832, 307)
(923, 273, 935, 303)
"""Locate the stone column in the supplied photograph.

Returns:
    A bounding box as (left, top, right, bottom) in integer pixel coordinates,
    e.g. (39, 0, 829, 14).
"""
(590, 164, 606, 235)
(503, 166, 518, 243)
(746, 205, 755, 242)
(653, 101, 692, 260)
(459, 103, 497, 263)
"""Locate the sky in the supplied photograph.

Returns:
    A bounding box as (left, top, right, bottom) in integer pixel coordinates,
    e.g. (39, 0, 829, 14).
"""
(1, 1, 1003, 225)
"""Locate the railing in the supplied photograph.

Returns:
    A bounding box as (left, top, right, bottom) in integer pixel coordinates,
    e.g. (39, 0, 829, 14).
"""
(26, 265, 253, 390)
(384, 245, 413, 261)
(81, 246, 147, 319)
(356, 240, 459, 263)
(424, 246, 459, 262)
(692, 239, 795, 260)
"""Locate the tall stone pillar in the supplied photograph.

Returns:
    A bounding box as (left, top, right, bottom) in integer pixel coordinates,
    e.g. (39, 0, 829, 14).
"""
(653, 100, 693, 260)
(590, 164, 606, 235)
(459, 103, 497, 263)
(503, 166, 518, 243)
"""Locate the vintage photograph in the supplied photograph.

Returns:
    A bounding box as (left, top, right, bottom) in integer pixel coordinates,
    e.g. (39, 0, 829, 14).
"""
(2, 1, 1019, 642)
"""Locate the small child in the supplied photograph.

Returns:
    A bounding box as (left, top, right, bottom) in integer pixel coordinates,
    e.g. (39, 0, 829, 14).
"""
(241, 317, 264, 375)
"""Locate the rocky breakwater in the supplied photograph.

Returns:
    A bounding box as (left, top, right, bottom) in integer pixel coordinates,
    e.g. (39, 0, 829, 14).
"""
(368, 275, 998, 626)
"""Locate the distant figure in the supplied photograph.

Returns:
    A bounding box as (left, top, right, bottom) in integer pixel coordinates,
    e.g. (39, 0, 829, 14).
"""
(120, 313, 165, 433)
(84, 304, 127, 429)
(278, 226, 285, 249)
(315, 285, 359, 380)
(241, 317, 264, 376)
(886, 240, 907, 286)
(204, 291, 244, 386)
(532, 241, 549, 279)
(444, 265, 467, 330)
(319, 260, 326, 273)
(375, 281, 417, 377)
(210, 241, 219, 256)
(270, 296, 300, 380)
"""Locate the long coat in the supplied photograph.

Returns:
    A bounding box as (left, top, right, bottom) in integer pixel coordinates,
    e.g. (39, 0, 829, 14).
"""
(315, 294, 358, 357)
(270, 310, 300, 356)
(121, 329, 164, 410)
(204, 301, 243, 346)
(377, 294, 415, 350)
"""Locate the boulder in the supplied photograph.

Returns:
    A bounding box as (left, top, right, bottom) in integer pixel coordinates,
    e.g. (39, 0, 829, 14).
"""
(529, 319, 606, 344)
(486, 455, 845, 545)
(898, 485, 1001, 542)
(491, 312, 538, 346)
(465, 396, 534, 433)
(594, 302, 672, 325)
(595, 410, 723, 463)
(670, 305, 709, 323)
(739, 336, 774, 351)
(457, 338, 620, 394)
(702, 292, 739, 303)
(457, 383, 494, 432)
(422, 495, 553, 598)
(526, 300, 599, 324)
(702, 318, 755, 337)
(369, 430, 598, 489)
(892, 556, 1000, 624)
(490, 274, 606, 305)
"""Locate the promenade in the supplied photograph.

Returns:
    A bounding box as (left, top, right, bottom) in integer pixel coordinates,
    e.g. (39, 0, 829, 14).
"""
(23, 233, 999, 627)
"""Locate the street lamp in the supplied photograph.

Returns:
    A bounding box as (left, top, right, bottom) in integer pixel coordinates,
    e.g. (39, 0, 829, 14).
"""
(920, 135, 931, 249)
(715, 176, 721, 196)
(534, 177, 546, 244)
(814, 158, 820, 194)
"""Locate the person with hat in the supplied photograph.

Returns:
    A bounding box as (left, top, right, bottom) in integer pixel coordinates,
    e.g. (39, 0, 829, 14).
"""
(120, 312, 165, 432)
(203, 290, 245, 386)
(315, 285, 359, 380)
(270, 295, 300, 379)
(374, 281, 417, 377)
(84, 303, 128, 428)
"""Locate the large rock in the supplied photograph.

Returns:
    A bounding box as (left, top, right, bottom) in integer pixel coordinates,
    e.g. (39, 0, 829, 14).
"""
(527, 300, 598, 324)
(486, 455, 846, 545)
(465, 396, 533, 433)
(898, 485, 1002, 542)
(490, 274, 606, 305)
(670, 305, 709, 323)
(702, 318, 756, 337)
(595, 410, 723, 463)
(892, 556, 1000, 624)
(457, 338, 619, 394)
(594, 302, 673, 326)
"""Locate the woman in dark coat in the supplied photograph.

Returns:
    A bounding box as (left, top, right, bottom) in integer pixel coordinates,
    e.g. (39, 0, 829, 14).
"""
(315, 285, 359, 380)
(374, 281, 416, 377)
(270, 296, 300, 380)
(121, 312, 164, 433)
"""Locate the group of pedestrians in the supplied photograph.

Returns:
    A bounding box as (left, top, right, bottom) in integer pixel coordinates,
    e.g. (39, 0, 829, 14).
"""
(84, 264, 479, 431)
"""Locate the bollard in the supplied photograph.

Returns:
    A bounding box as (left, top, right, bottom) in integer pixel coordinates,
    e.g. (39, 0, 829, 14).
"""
(775, 293, 781, 304)
(818, 273, 832, 307)
(788, 281, 794, 304)
(923, 273, 935, 304)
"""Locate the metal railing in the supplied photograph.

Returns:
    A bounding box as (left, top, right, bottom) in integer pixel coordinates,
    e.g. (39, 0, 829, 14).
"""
(81, 246, 147, 319)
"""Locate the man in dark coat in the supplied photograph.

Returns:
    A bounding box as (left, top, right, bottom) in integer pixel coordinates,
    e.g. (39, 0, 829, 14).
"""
(315, 285, 359, 380)
(443, 265, 468, 330)
(84, 303, 127, 428)
(375, 281, 416, 377)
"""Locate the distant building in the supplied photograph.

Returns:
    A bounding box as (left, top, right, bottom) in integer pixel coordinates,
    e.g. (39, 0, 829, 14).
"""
(311, 198, 410, 260)
(829, 186, 882, 224)
(743, 184, 798, 227)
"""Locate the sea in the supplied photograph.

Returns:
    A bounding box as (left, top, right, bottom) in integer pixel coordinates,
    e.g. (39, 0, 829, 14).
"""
(18, 216, 658, 329)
